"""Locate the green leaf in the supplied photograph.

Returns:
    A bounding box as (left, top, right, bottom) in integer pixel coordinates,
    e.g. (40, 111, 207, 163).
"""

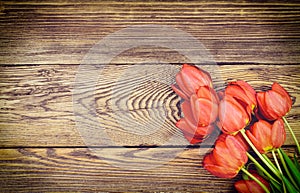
(270, 179, 282, 193)
(294, 154, 300, 171)
(270, 183, 281, 193)
(282, 175, 299, 193)
(242, 171, 249, 180)
(280, 148, 300, 188)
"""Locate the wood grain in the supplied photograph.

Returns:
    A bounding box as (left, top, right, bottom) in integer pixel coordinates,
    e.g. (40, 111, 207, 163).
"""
(1, 1, 300, 192)
(0, 147, 298, 192)
(0, 0, 300, 64)
(0, 64, 299, 147)
(0, 147, 239, 192)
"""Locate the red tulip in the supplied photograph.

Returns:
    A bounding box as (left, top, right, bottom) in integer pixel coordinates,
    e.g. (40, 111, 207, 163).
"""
(246, 119, 286, 153)
(176, 101, 215, 144)
(256, 82, 292, 121)
(190, 86, 219, 127)
(218, 95, 251, 135)
(171, 64, 213, 100)
(203, 135, 248, 178)
(225, 80, 257, 115)
(235, 171, 270, 193)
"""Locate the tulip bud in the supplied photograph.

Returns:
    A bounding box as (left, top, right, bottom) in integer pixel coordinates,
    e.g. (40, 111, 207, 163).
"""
(171, 64, 213, 100)
(256, 82, 292, 121)
(246, 119, 286, 153)
(225, 80, 257, 115)
(203, 135, 248, 178)
(218, 95, 251, 135)
(235, 171, 270, 193)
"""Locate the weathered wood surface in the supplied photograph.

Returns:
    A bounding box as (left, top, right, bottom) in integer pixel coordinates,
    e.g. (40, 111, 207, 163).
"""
(0, 148, 235, 192)
(0, 1, 300, 64)
(0, 147, 298, 192)
(0, 64, 299, 147)
(1, 0, 300, 192)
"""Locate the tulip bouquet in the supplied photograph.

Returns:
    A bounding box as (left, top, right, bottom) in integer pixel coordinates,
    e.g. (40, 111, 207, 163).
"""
(172, 64, 300, 193)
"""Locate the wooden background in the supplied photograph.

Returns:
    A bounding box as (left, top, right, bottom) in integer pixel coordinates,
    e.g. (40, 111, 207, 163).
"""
(0, 0, 299, 192)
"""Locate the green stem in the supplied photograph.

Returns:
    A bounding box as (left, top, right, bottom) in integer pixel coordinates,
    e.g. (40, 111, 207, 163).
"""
(240, 129, 281, 179)
(247, 152, 280, 184)
(262, 154, 279, 171)
(272, 150, 287, 193)
(277, 148, 299, 189)
(283, 116, 300, 154)
(241, 167, 270, 193)
(272, 150, 283, 174)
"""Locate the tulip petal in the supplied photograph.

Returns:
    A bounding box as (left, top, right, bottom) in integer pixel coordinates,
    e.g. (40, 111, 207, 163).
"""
(203, 135, 247, 179)
(176, 117, 212, 140)
(219, 96, 250, 134)
(235, 172, 270, 193)
(251, 120, 273, 153)
(179, 101, 215, 138)
(176, 118, 205, 144)
(235, 181, 251, 193)
(181, 101, 196, 123)
(203, 153, 216, 165)
(257, 83, 292, 121)
(271, 118, 286, 149)
(204, 164, 238, 178)
(256, 92, 272, 120)
(175, 73, 192, 97)
(246, 129, 265, 154)
(196, 86, 213, 100)
(198, 124, 215, 136)
(266, 91, 287, 118)
(183, 133, 204, 144)
(225, 136, 248, 164)
(175, 118, 191, 133)
(226, 85, 250, 103)
(195, 125, 214, 137)
(213, 137, 246, 169)
(203, 154, 238, 178)
(181, 101, 203, 135)
(216, 133, 249, 151)
(258, 121, 273, 151)
(213, 141, 234, 167)
(181, 72, 199, 95)
(176, 118, 196, 136)
(226, 81, 257, 114)
(191, 95, 217, 126)
(246, 180, 265, 193)
(235, 133, 250, 151)
(181, 64, 208, 94)
(198, 86, 219, 104)
(272, 82, 292, 109)
(182, 64, 212, 88)
(171, 84, 189, 100)
(236, 80, 256, 95)
(214, 140, 245, 169)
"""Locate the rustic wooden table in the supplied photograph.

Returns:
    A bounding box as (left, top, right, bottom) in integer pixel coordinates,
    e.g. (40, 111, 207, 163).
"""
(0, 1, 299, 192)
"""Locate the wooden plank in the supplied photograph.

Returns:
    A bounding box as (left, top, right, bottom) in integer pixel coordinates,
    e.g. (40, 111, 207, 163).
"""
(0, 147, 237, 192)
(0, 147, 298, 192)
(0, 64, 299, 147)
(0, 0, 300, 64)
